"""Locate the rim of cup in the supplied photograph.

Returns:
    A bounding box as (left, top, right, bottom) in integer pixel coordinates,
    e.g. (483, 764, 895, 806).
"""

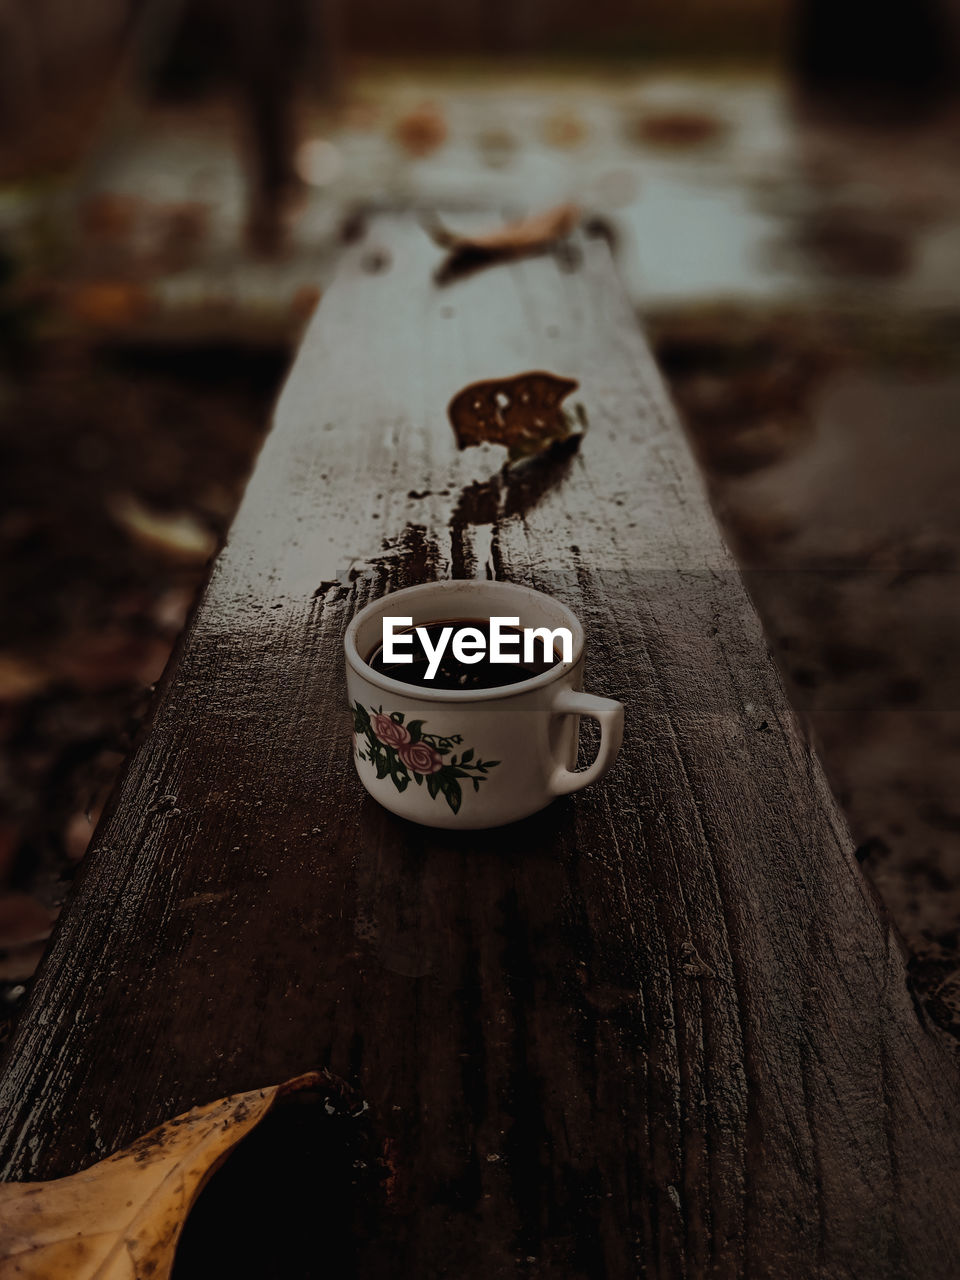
(344, 581, 584, 704)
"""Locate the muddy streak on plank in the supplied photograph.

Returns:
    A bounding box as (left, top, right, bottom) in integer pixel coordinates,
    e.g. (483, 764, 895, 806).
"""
(0, 216, 958, 1278)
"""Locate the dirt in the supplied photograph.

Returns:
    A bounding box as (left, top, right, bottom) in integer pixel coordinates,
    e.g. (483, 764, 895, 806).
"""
(0, 337, 287, 1041)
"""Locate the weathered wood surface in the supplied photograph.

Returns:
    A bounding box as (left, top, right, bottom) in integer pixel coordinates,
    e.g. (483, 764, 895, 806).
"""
(2, 217, 960, 1277)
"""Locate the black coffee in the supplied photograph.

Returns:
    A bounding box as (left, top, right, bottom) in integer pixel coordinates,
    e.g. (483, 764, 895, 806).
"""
(367, 618, 560, 690)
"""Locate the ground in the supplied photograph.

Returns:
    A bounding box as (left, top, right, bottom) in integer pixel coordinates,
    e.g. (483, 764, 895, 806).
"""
(1, 62, 959, 1045)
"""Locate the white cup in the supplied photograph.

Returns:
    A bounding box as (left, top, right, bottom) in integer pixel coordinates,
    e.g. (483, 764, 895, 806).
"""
(344, 581, 624, 829)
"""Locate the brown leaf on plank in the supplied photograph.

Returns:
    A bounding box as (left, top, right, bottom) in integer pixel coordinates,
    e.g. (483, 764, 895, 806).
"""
(448, 371, 581, 461)
(393, 101, 448, 157)
(0, 1073, 325, 1280)
(426, 203, 580, 283)
(426, 204, 581, 254)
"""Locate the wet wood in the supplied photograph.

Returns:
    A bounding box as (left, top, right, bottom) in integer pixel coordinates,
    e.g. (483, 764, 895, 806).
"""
(2, 216, 959, 1278)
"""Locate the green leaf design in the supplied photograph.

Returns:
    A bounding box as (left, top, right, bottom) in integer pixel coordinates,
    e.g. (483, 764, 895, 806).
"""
(443, 778, 462, 814)
(353, 701, 371, 733)
(353, 704, 499, 811)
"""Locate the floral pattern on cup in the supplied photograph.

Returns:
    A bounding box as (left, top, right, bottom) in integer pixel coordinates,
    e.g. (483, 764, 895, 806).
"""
(353, 702, 499, 814)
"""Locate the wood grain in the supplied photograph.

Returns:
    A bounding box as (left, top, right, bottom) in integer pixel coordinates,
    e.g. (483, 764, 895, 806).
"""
(1, 217, 958, 1278)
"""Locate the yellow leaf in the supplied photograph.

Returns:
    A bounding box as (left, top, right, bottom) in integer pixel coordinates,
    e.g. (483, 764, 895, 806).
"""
(0, 1072, 323, 1280)
(424, 203, 580, 257)
(110, 496, 216, 564)
(0, 654, 50, 700)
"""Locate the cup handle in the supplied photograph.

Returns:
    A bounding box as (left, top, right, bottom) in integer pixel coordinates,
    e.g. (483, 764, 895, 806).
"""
(549, 687, 625, 796)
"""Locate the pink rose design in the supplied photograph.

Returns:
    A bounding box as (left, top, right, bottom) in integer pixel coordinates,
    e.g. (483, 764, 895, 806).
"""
(399, 741, 443, 775)
(371, 713, 411, 747)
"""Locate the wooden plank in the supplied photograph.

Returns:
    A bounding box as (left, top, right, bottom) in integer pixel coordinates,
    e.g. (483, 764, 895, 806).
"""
(1, 216, 959, 1277)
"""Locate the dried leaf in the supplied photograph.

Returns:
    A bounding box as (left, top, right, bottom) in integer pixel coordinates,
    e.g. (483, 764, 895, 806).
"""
(626, 109, 727, 150)
(0, 654, 50, 701)
(393, 102, 448, 157)
(0, 1073, 324, 1280)
(427, 204, 581, 285)
(448, 371, 581, 461)
(65, 283, 151, 329)
(110, 496, 216, 563)
(426, 201, 579, 256)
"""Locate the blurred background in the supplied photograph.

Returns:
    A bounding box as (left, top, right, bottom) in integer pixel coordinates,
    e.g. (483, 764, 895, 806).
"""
(1, 0, 959, 1044)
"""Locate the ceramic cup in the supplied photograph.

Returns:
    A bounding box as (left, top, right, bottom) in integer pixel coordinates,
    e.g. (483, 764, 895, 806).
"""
(344, 581, 624, 829)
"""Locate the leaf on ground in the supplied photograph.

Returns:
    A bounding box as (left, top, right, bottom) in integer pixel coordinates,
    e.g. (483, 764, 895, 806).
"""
(110, 495, 216, 563)
(0, 1072, 325, 1280)
(392, 101, 448, 157)
(425, 203, 580, 282)
(65, 283, 151, 329)
(448, 370, 581, 460)
(0, 654, 50, 701)
(626, 109, 727, 149)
